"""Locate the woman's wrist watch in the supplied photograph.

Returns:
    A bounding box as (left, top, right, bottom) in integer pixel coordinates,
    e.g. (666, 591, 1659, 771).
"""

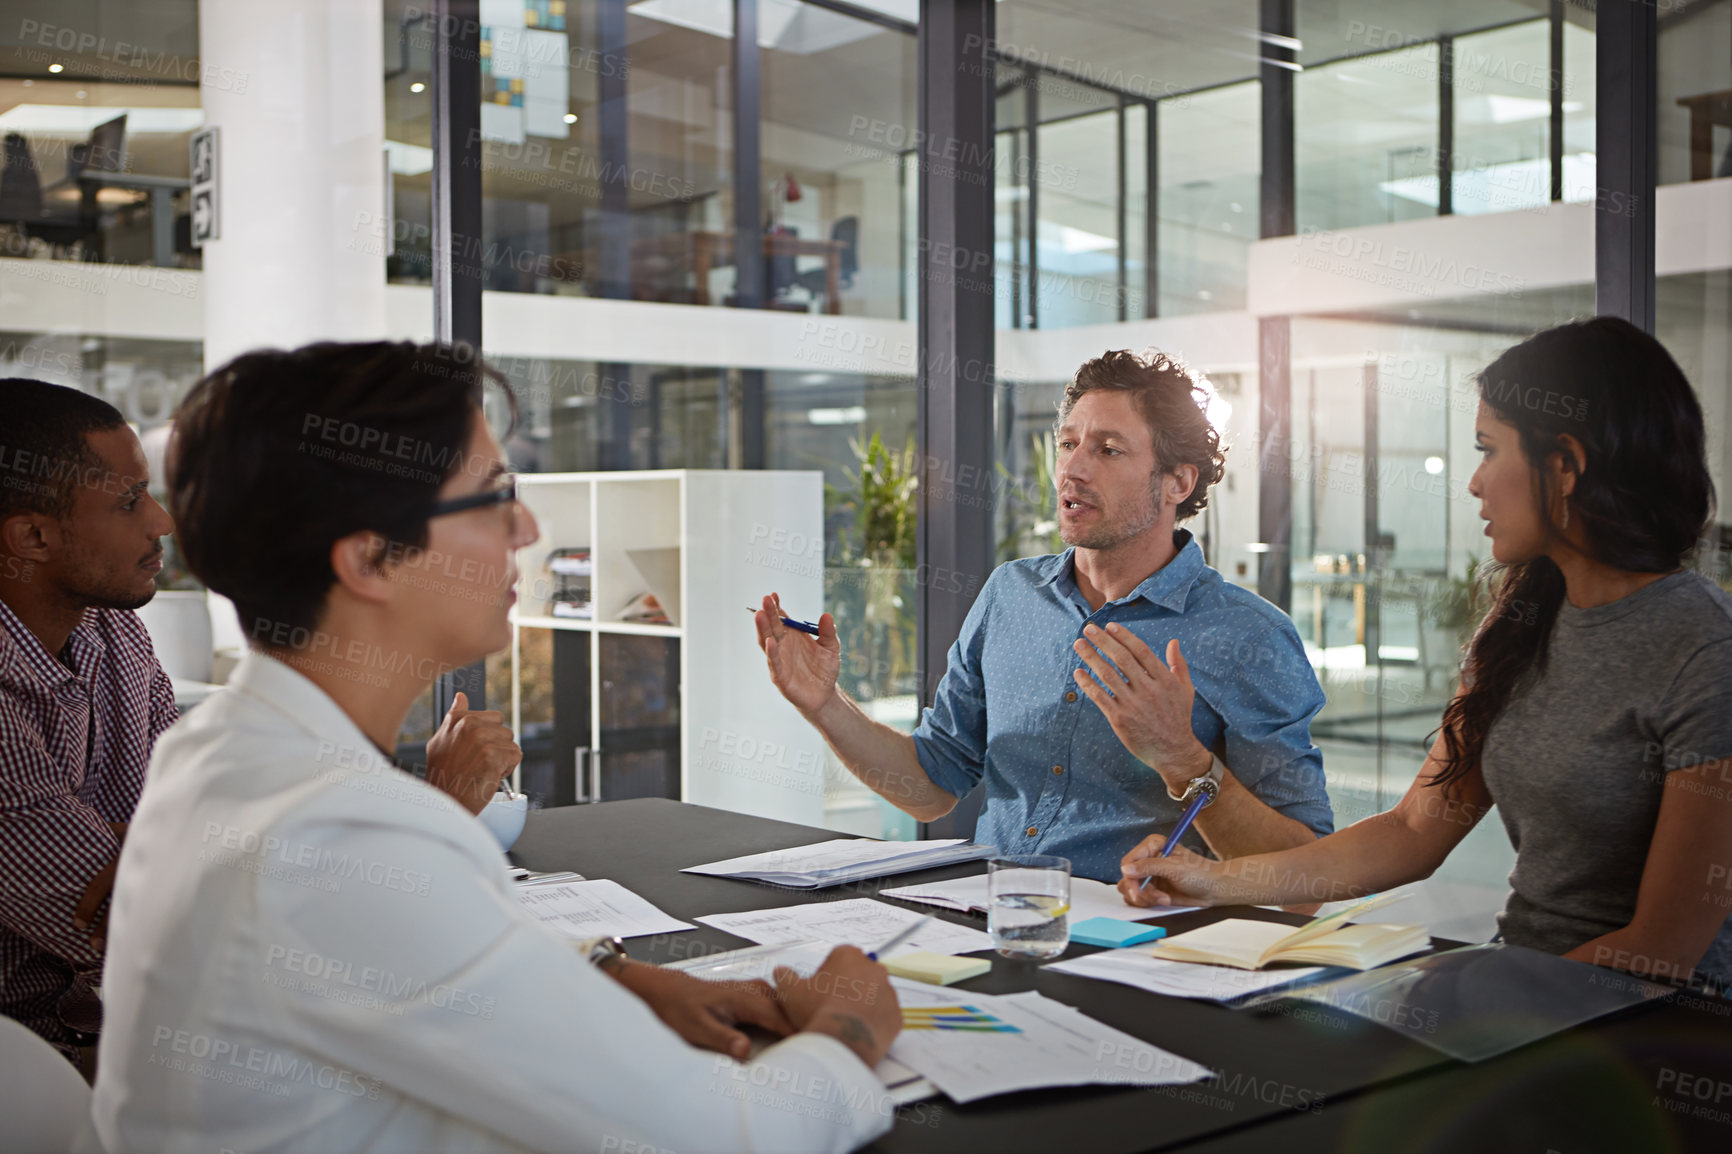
(1165, 749, 1226, 806)
(579, 935, 630, 975)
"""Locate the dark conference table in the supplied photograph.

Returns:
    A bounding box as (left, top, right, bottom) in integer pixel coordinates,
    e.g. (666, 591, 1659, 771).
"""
(510, 799, 1732, 1154)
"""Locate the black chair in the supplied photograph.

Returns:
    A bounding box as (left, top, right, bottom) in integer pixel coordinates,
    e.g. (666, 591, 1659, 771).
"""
(0, 132, 43, 222)
(796, 215, 858, 304)
(0, 125, 114, 257)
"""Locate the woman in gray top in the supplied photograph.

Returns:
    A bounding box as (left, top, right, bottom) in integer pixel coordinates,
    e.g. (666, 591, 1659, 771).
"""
(1120, 316, 1732, 992)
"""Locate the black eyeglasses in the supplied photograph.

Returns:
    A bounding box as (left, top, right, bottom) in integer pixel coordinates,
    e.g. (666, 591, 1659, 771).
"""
(428, 474, 518, 520)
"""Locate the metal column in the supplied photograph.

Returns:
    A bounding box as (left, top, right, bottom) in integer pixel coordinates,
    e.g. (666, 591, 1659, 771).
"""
(916, 0, 996, 841)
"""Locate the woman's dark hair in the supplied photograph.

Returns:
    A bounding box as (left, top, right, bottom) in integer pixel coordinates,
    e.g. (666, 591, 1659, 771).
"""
(1432, 316, 1715, 789)
(1058, 348, 1227, 521)
(167, 341, 514, 647)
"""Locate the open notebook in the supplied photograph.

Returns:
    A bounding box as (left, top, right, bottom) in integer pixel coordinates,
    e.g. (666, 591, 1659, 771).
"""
(1149, 890, 1430, 971)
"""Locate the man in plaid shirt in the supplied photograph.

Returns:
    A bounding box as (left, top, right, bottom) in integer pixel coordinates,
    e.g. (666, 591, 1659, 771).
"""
(0, 380, 177, 1076)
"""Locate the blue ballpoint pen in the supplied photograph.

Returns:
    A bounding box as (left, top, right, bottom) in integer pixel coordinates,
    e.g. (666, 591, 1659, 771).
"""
(1139, 786, 1211, 891)
(746, 607, 821, 636)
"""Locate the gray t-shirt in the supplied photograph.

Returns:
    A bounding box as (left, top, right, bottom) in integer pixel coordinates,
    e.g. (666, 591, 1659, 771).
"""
(1481, 569, 1732, 989)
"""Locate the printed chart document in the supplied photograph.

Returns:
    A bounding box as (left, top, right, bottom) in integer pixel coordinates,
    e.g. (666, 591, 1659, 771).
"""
(667, 942, 938, 1103)
(1148, 891, 1427, 971)
(889, 982, 1213, 1103)
(681, 838, 994, 888)
(695, 899, 994, 958)
(665, 942, 1212, 1104)
(515, 879, 695, 940)
(1049, 947, 1334, 1003)
(881, 874, 1199, 923)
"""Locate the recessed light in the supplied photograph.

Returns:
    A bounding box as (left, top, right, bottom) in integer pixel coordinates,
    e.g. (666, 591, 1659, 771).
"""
(563, 112, 577, 124)
(48, 63, 63, 73)
(410, 81, 425, 93)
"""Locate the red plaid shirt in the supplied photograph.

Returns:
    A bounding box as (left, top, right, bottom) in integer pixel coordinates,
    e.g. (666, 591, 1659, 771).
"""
(0, 595, 176, 1055)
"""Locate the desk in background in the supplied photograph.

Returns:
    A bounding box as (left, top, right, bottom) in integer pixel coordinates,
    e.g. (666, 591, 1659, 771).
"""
(509, 799, 1732, 1153)
(629, 230, 846, 312)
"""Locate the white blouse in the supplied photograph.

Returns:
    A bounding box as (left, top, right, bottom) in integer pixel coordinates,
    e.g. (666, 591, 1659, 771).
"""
(94, 651, 891, 1153)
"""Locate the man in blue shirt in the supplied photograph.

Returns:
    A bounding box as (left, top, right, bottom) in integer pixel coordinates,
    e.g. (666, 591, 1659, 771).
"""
(755, 349, 1332, 882)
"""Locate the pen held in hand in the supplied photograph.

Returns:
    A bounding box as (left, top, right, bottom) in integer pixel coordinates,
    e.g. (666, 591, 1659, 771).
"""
(867, 914, 933, 960)
(1139, 787, 1212, 892)
(746, 607, 821, 636)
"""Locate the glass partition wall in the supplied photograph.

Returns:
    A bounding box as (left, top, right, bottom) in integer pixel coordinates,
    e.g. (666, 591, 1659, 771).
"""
(9, 0, 1713, 876)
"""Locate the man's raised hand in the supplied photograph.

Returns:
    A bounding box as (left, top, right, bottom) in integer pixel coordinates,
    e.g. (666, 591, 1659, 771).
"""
(1072, 625, 1210, 793)
(753, 592, 841, 719)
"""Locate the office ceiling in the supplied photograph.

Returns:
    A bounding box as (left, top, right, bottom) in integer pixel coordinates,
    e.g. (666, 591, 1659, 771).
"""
(992, 0, 1572, 100)
(0, 0, 199, 83)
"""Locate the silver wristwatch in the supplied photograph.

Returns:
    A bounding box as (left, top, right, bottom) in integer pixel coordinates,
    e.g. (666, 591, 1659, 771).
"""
(579, 935, 629, 974)
(1166, 750, 1226, 806)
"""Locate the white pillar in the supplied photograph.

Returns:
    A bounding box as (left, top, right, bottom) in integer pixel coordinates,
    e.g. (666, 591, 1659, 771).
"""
(198, 0, 387, 370)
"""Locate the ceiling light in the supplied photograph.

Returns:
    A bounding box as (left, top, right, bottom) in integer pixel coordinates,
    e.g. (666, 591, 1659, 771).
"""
(410, 81, 425, 93)
(48, 63, 63, 73)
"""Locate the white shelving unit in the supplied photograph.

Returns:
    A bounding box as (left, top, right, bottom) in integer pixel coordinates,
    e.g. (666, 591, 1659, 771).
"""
(508, 470, 827, 826)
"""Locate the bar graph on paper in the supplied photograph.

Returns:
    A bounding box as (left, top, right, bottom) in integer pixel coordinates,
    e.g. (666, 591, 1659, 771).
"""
(901, 1005, 1022, 1033)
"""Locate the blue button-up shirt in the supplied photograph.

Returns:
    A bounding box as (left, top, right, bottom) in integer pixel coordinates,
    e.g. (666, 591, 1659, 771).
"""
(912, 532, 1333, 882)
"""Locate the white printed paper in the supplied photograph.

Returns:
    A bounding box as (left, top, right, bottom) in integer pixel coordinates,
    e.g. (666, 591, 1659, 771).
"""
(695, 898, 993, 958)
(888, 982, 1212, 1104)
(881, 874, 1200, 923)
(515, 879, 695, 940)
(1049, 947, 1328, 1003)
(668, 941, 1210, 1104)
(682, 838, 992, 887)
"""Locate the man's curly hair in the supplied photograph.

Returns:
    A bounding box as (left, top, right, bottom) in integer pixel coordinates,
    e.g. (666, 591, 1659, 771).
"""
(1057, 348, 1227, 522)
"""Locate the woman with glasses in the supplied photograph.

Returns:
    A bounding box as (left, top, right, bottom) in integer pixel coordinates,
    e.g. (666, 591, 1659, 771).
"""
(93, 341, 903, 1154)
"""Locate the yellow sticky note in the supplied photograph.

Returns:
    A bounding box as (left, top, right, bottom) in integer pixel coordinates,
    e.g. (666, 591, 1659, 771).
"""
(883, 951, 991, 986)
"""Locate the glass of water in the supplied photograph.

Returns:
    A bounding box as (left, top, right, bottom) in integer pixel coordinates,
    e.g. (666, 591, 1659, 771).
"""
(988, 855, 1071, 960)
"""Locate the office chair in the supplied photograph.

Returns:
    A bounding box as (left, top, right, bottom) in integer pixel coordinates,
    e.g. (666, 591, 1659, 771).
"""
(0, 1016, 95, 1153)
(796, 215, 858, 305)
(21, 115, 128, 259)
(0, 131, 44, 221)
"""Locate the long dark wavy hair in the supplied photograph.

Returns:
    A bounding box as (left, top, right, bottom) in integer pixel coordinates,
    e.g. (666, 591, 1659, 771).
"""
(1431, 317, 1716, 790)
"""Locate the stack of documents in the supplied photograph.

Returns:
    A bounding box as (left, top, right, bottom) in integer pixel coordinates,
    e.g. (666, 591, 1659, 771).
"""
(516, 879, 696, 940)
(881, 874, 1199, 923)
(666, 942, 1212, 1103)
(696, 898, 994, 958)
(682, 838, 994, 888)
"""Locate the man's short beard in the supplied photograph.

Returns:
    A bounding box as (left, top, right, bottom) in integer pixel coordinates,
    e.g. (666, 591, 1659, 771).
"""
(1061, 472, 1165, 551)
(84, 586, 158, 612)
(57, 556, 159, 613)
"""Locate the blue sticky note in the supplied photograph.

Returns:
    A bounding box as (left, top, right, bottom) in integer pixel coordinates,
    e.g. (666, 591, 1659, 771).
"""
(1070, 917, 1169, 948)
